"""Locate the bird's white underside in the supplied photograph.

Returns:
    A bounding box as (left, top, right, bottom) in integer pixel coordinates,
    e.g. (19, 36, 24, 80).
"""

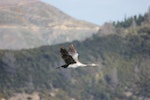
(60, 44, 98, 69)
(68, 62, 97, 68)
(68, 62, 86, 68)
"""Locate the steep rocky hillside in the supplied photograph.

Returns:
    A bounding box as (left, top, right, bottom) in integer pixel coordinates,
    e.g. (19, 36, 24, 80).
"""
(0, 0, 99, 49)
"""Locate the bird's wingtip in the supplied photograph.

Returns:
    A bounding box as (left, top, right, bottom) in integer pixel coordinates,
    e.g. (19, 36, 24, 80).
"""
(60, 46, 65, 49)
(70, 44, 74, 47)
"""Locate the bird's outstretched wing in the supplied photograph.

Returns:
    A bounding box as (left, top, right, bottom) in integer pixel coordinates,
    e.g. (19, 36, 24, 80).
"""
(60, 47, 76, 64)
(68, 44, 79, 62)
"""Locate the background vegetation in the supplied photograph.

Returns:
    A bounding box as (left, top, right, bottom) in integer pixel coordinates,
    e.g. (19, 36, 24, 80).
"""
(0, 9, 150, 100)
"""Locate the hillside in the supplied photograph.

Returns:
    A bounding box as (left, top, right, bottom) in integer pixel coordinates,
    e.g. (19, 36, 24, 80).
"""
(0, 17, 150, 100)
(0, 6, 150, 100)
(0, 0, 99, 49)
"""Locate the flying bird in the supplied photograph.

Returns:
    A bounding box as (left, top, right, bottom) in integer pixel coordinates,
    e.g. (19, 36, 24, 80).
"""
(56, 44, 97, 69)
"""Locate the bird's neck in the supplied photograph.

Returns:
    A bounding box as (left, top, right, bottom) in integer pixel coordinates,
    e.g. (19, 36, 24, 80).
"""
(77, 62, 97, 67)
(86, 63, 97, 66)
(77, 62, 87, 67)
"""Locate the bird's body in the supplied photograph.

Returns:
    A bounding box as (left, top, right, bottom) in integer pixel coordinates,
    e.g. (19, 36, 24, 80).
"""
(68, 62, 87, 68)
(57, 44, 97, 69)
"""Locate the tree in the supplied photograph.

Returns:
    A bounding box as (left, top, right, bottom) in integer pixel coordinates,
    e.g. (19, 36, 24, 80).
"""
(135, 67, 150, 99)
(98, 22, 116, 36)
(147, 6, 150, 23)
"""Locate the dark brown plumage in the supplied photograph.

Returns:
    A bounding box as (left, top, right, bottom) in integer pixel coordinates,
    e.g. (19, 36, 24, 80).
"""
(60, 47, 76, 65)
(56, 44, 97, 69)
